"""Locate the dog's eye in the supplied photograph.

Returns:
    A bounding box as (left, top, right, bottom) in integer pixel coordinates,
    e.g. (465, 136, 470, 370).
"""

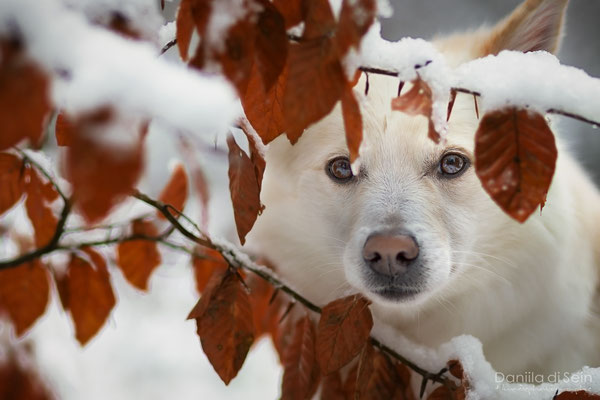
(326, 156, 354, 183)
(439, 153, 469, 177)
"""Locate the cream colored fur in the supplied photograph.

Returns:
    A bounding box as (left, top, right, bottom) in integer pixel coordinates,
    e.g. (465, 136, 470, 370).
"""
(246, 0, 600, 375)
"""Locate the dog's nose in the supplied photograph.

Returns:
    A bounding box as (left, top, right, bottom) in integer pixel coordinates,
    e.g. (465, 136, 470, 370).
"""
(362, 233, 419, 276)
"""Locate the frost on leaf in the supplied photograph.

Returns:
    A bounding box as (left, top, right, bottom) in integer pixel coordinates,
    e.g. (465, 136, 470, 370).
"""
(116, 219, 162, 290)
(0, 153, 26, 216)
(188, 270, 255, 385)
(316, 294, 373, 374)
(227, 135, 264, 245)
(24, 168, 58, 248)
(64, 250, 116, 345)
(157, 163, 188, 220)
(391, 78, 441, 143)
(192, 247, 228, 293)
(474, 108, 557, 223)
(341, 85, 363, 163)
(281, 315, 321, 400)
(0, 260, 49, 336)
(59, 109, 144, 224)
(0, 38, 51, 151)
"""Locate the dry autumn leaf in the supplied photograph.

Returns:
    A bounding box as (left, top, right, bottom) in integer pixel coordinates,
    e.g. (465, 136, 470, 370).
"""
(24, 168, 58, 248)
(116, 219, 162, 290)
(391, 78, 441, 143)
(355, 344, 397, 400)
(0, 259, 49, 336)
(341, 85, 363, 163)
(241, 61, 287, 145)
(273, 0, 303, 29)
(474, 108, 557, 223)
(336, 0, 376, 55)
(319, 371, 346, 400)
(0, 38, 51, 151)
(60, 109, 144, 224)
(65, 250, 116, 345)
(227, 135, 263, 245)
(281, 315, 321, 400)
(157, 163, 189, 220)
(192, 247, 228, 293)
(302, 0, 336, 40)
(254, 0, 288, 91)
(188, 270, 255, 385)
(0, 355, 53, 400)
(0, 153, 25, 216)
(316, 294, 373, 374)
(284, 38, 346, 142)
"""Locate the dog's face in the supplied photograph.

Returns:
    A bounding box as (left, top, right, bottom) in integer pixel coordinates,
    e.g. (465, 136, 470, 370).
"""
(248, 0, 567, 307)
(254, 82, 502, 306)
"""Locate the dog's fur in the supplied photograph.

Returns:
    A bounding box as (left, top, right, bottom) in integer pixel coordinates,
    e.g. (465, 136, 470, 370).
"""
(247, 0, 600, 375)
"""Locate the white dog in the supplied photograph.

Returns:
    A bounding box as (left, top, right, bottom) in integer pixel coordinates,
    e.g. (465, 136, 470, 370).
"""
(247, 0, 600, 376)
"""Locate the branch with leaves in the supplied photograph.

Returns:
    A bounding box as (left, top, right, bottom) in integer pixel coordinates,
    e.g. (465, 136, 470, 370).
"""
(0, 155, 458, 398)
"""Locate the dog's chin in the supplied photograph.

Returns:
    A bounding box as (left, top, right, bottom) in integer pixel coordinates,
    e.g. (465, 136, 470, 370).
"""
(368, 285, 425, 304)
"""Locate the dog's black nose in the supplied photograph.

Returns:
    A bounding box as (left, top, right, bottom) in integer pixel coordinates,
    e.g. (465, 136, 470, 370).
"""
(362, 233, 419, 276)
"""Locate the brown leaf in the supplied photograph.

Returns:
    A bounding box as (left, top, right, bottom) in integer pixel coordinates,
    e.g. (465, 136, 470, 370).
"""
(189, 270, 255, 385)
(355, 344, 397, 400)
(316, 294, 373, 374)
(55, 112, 73, 146)
(0, 260, 50, 336)
(107, 12, 142, 39)
(215, 19, 256, 95)
(320, 371, 346, 400)
(284, 39, 346, 142)
(343, 364, 359, 399)
(193, 248, 228, 293)
(336, 0, 376, 55)
(239, 119, 266, 192)
(427, 386, 454, 400)
(227, 135, 263, 245)
(554, 391, 600, 400)
(474, 108, 557, 223)
(0, 354, 53, 400)
(246, 270, 277, 338)
(302, 0, 336, 40)
(25, 168, 58, 248)
(341, 85, 363, 163)
(254, 0, 288, 91)
(157, 163, 188, 219)
(391, 78, 440, 143)
(0, 153, 25, 216)
(66, 250, 116, 345)
(175, 0, 195, 61)
(0, 38, 51, 151)
(393, 362, 416, 400)
(273, 0, 303, 28)
(242, 61, 287, 144)
(282, 315, 321, 400)
(62, 108, 144, 224)
(116, 219, 162, 290)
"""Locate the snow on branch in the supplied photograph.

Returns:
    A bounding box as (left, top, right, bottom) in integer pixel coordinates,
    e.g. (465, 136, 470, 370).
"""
(0, 0, 238, 137)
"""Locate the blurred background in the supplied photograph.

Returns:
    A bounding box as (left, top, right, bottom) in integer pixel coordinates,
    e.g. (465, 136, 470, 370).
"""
(5, 1, 599, 399)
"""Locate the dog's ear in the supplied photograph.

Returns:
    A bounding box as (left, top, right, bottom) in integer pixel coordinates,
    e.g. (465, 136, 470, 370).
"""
(480, 0, 568, 56)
